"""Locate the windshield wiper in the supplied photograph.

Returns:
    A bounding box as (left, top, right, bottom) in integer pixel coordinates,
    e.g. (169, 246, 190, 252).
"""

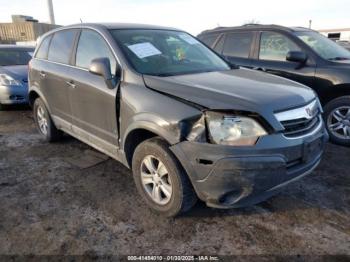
(152, 73, 179, 77)
(328, 57, 350, 61)
(149, 68, 228, 77)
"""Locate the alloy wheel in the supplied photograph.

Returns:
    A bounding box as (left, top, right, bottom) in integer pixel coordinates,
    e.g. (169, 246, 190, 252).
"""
(140, 155, 172, 205)
(327, 106, 350, 140)
(37, 105, 48, 135)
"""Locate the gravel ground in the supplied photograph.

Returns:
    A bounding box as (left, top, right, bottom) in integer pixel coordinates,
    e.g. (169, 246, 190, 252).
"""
(0, 107, 349, 259)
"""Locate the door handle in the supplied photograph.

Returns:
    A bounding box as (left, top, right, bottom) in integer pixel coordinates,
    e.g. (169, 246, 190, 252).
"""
(253, 67, 267, 72)
(66, 80, 76, 89)
(39, 71, 46, 78)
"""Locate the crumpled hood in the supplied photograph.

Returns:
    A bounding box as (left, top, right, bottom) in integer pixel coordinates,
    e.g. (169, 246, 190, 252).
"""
(0, 65, 28, 81)
(143, 68, 315, 115)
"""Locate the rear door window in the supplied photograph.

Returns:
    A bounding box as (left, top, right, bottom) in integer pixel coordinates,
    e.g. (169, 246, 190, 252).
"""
(75, 29, 117, 75)
(222, 32, 254, 58)
(35, 35, 52, 59)
(259, 32, 300, 61)
(48, 29, 77, 64)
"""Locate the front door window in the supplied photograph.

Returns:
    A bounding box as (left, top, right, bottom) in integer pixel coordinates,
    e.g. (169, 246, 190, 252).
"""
(259, 32, 300, 61)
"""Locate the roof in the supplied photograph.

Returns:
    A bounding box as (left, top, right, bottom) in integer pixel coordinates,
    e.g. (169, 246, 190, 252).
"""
(39, 22, 183, 40)
(199, 24, 314, 35)
(0, 44, 35, 50)
(67, 22, 180, 31)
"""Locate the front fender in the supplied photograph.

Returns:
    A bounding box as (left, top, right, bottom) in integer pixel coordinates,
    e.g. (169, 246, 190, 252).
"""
(122, 113, 182, 148)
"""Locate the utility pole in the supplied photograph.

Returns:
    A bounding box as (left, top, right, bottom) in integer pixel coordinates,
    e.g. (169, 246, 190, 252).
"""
(47, 0, 55, 24)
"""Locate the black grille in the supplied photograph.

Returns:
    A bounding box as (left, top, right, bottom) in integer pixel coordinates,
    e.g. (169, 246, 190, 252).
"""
(9, 95, 25, 101)
(281, 115, 321, 137)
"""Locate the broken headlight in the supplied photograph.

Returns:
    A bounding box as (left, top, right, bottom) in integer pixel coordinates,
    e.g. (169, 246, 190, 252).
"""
(206, 112, 267, 146)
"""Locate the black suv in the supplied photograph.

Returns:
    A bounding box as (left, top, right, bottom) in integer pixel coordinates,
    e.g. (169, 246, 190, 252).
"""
(29, 23, 327, 216)
(198, 24, 350, 146)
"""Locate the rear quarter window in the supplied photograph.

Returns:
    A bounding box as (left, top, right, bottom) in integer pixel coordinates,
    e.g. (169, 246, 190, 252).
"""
(35, 35, 52, 59)
(48, 29, 77, 64)
(213, 35, 225, 53)
(199, 34, 220, 47)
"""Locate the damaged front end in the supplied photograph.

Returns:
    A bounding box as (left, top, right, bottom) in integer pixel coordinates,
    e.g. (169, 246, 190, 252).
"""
(179, 109, 271, 145)
(170, 110, 326, 209)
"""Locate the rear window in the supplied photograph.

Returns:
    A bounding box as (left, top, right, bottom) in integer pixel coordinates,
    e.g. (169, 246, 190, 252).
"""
(35, 35, 52, 59)
(199, 34, 220, 47)
(48, 30, 77, 64)
(0, 49, 33, 66)
(222, 32, 254, 58)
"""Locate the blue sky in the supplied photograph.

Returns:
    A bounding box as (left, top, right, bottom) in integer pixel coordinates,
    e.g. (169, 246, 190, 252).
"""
(0, 0, 349, 34)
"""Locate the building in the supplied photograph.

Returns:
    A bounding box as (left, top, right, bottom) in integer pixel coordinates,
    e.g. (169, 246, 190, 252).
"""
(318, 28, 350, 42)
(0, 15, 60, 45)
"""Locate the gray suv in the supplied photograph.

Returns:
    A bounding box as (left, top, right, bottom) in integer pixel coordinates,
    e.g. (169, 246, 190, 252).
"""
(29, 23, 328, 217)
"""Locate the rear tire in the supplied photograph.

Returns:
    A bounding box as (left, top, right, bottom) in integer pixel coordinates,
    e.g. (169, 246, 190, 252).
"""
(324, 96, 350, 146)
(132, 137, 197, 217)
(33, 98, 62, 142)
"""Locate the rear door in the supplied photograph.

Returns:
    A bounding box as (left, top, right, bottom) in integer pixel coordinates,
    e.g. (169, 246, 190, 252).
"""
(218, 31, 255, 68)
(41, 29, 79, 125)
(251, 31, 316, 87)
(68, 29, 119, 146)
(30, 34, 53, 102)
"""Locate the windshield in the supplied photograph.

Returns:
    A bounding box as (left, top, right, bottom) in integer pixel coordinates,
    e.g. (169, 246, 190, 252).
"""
(110, 29, 230, 76)
(0, 49, 33, 66)
(295, 31, 350, 61)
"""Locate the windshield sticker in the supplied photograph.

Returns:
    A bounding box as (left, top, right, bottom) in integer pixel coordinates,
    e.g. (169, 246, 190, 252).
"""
(179, 34, 199, 45)
(127, 42, 162, 59)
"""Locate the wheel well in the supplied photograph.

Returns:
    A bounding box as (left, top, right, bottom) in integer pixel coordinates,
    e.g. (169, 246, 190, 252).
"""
(321, 85, 350, 105)
(28, 91, 39, 107)
(124, 129, 159, 167)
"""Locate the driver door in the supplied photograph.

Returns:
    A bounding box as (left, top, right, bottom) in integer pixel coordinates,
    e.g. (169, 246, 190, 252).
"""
(251, 31, 316, 88)
(68, 29, 119, 146)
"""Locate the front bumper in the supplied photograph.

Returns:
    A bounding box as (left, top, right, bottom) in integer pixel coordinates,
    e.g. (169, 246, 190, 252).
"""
(0, 84, 29, 105)
(170, 123, 328, 209)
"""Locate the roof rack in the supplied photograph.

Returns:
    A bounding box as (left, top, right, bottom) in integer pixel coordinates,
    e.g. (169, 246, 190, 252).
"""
(242, 23, 262, 26)
(199, 24, 315, 35)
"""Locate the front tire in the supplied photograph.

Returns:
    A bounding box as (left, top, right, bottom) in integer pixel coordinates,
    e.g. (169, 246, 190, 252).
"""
(33, 98, 62, 142)
(324, 96, 350, 146)
(132, 137, 197, 217)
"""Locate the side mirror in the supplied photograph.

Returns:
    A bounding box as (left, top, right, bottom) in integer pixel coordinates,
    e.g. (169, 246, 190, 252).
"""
(286, 51, 307, 64)
(89, 57, 116, 89)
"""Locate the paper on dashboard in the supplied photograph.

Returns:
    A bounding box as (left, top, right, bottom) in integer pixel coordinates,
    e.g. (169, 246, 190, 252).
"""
(127, 42, 162, 59)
